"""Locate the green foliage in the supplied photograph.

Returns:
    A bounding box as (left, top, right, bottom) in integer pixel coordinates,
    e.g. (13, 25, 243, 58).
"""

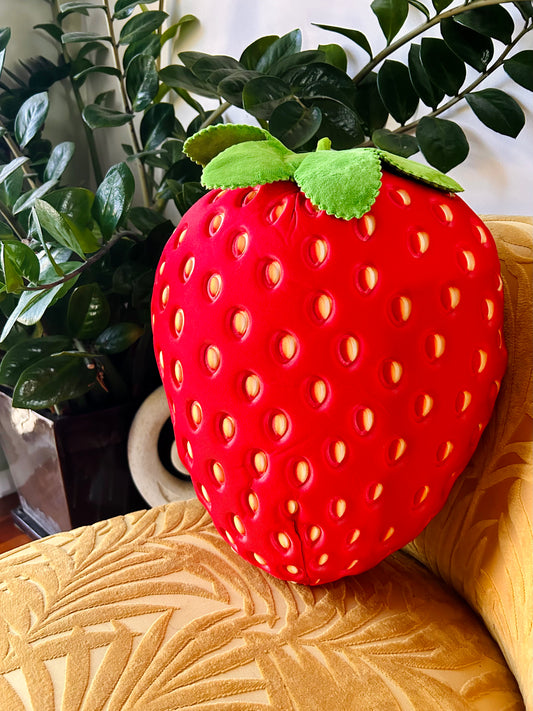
(0, 0, 531, 413)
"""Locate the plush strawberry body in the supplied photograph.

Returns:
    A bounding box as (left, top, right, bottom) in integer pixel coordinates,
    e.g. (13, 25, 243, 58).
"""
(152, 128, 506, 585)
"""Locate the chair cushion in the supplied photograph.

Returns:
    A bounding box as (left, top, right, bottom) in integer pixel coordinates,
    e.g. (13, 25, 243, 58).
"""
(406, 217, 533, 709)
(0, 498, 523, 710)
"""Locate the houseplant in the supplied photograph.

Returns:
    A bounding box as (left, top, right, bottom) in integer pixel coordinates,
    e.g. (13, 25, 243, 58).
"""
(0, 0, 531, 532)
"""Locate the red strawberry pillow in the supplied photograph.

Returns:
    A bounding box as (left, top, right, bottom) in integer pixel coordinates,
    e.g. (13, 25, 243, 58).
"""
(151, 125, 507, 585)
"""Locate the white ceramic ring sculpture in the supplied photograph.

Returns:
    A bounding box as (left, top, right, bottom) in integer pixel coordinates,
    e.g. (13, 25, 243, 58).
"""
(127, 386, 195, 506)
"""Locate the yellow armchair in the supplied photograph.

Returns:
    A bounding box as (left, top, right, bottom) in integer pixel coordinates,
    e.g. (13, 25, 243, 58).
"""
(0, 216, 530, 710)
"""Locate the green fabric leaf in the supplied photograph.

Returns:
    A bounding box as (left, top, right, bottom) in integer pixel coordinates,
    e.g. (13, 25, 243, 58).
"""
(377, 60, 418, 124)
(12, 353, 98, 409)
(82, 104, 133, 129)
(372, 129, 418, 158)
(95, 322, 144, 353)
(269, 101, 322, 150)
(126, 54, 159, 111)
(377, 149, 463, 191)
(420, 38, 466, 96)
(408, 43, 445, 109)
(255, 29, 302, 73)
(118, 10, 168, 45)
(0, 335, 72, 387)
(465, 88, 525, 137)
(184, 124, 271, 167)
(294, 148, 382, 220)
(440, 17, 494, 73)
(44, 141, 75, 181)
(416, 116, 469, 172)
(242, 75, 291, 120)
(455, 5, 514, 45)
(14, 92, 49, 148)
(371, 0, 409, 44)
(312, 24, 372, 58)
(504, 50, 533, 91)
(67, 283, 110, 338)
(201, 138, 297, 189)
(93, 162, 135, 239)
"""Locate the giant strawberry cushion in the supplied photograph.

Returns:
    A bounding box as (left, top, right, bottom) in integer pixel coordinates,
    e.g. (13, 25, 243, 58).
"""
(151, 125, 507, 585)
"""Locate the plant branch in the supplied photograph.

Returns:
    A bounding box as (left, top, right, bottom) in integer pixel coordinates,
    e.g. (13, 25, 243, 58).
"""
(199, 101, 231, 130)
(0, 125, 39, 191)
(22, 229, 139, 291)
(103, 0, 151, 207)
(352, 0, 529, 85)
(0, 202, 28, 242)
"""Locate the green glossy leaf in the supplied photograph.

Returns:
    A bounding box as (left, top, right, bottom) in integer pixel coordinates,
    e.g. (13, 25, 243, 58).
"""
(242, 75, 291, 119)
(82, 104, 133, 129)
(0, 335, 72, 386)
(12, 353, 98, 409)
(513, 1, 533, 21)
(240, 35, 279, 70)
(286, 62, 356, 104)
(352, 72, 388, 135)
(184, 124, 270, 167)
(371, 0, 409, 44)
(218, 70, 261, 107)
(0, 167, 24, 210)
(432, 0, 453, 10)
(372, 129, 418, 157)
(317, 44, 348, 72)
(0, 157, 29, 185)
(61, 31, 111, 43)
(44, 141, 75, 181)
(60, 1, 105, 12)
(14, 92, 49, 148)
(158, 65, 218, 99)
(73, 65, 121, 82)
(202, 138, 296, 189)
(113, 0, 159, 19)
(34, 199, 85, 257)
(311, 99, 365, 149)
(44, 187, 95, 226)
(123, 34, 160, 69)
(95, 322, 144, 353)
(160, 14, 197, 47)
(420, 38, 466, 96)
(465, 88, 525, 137)
(504, 50, 533, 91)
(416, 116, 469, 172)
(34, 24, 63, 42)
(0, 27, 11, 52)
(12, 180, 57, 215)
(294, 148, 382, 219)
(93, 162, 135, 238)
(455, 5, 514, 45)
(408, 43, 445, 109)
(67, 283, 110, 338)
(126, 54, 159, 111)
(184, 54, 245, 85)
(255, 29, 302, 73)
(168, 181, 206, 215)
(377, 60, 418, 124)
(1, 241, 40, 292)
(127, 207, 168, 233)
(140, 102, 175, 150)
(119, 10, 168, 45)
(440, 17, 493, 72)
(269, 101, 322, 150)
(313, 23, 372, 58)
(408, 0, 430, 19)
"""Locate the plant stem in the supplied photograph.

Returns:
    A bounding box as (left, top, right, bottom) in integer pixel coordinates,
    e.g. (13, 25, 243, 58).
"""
(199, 101, 231, 130)
(50, 0, 104, 185)
(0, 202, 28, 242)
(352, 0, 529, 85)
(156, 0, 165, 72)
(0, 125, 39, 191)
(103, 0, 151, 207)
(23, 230, 136, 291)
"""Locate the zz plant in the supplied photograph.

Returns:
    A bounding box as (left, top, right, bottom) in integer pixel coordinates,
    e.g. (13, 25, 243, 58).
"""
(0, 0, 531, 414)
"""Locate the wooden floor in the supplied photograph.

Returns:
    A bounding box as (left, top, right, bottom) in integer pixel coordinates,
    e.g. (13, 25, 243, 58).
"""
(0, 493, 33, 554)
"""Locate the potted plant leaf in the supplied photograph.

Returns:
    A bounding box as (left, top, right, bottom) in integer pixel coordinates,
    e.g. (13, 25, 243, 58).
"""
(0, 0, 531, 535)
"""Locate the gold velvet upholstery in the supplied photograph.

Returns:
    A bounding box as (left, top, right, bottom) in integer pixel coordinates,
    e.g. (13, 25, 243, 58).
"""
(0, 217, 531, 711)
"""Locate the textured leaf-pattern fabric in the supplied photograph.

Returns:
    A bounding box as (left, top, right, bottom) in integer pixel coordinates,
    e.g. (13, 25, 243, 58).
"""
(406, 216, 533, 709)
(0, 500, 524, 710)
(0, 217, 529, 711)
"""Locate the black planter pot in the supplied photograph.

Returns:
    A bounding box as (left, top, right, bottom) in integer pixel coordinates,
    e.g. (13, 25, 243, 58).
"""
(0, 390, 146, 537)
